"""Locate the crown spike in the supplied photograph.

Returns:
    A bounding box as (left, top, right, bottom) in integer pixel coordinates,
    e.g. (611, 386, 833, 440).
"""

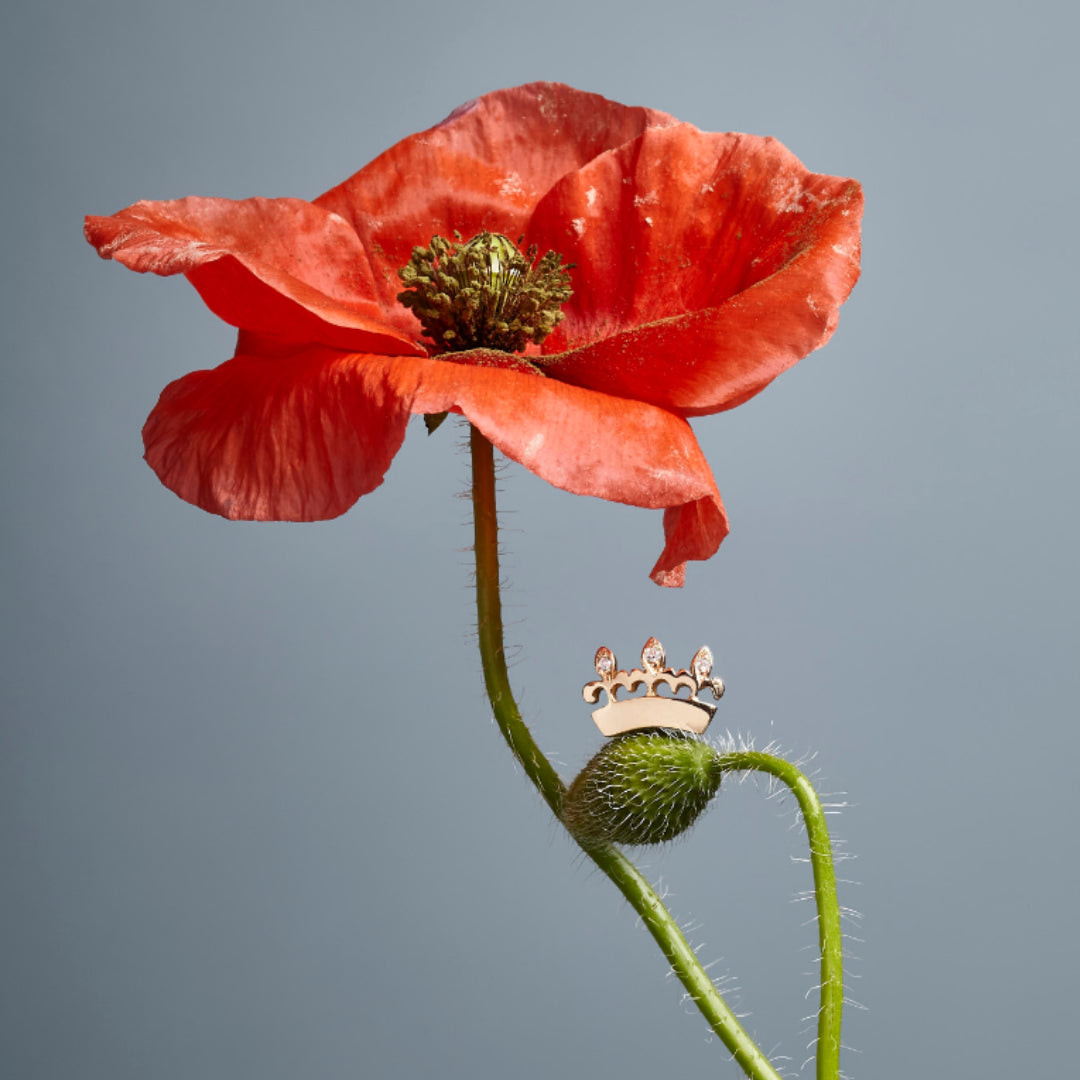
(692, 646, 713, 681)
(641, 637, 665, 675)
(594, 646, 616, 680)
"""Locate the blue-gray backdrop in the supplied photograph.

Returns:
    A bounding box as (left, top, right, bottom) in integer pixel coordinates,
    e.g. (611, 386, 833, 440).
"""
(4, 2, 1077, 1077)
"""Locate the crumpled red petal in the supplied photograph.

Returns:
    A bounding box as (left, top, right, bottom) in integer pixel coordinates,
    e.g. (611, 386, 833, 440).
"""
(529, 124, 863, 416)
(315, 82, 676, 317)
(143, 344, 727, 585)
(85, 197, 423, 354)
(142, 345, 414, 521)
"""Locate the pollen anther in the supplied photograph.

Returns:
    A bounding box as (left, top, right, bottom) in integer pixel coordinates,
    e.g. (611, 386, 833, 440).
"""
(397, 231, 573, 353)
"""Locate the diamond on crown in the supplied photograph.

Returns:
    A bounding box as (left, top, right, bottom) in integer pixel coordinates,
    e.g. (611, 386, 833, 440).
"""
(583, 638, 725, 737)
(594, 647, 616, 677)
(641, 637, 665, 672)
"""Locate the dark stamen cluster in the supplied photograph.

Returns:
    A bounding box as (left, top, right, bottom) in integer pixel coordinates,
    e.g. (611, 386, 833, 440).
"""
(397, 232, 573, 353)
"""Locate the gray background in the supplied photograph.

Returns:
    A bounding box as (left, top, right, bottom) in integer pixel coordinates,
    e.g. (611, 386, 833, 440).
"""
(4, 1, 1077, 1077)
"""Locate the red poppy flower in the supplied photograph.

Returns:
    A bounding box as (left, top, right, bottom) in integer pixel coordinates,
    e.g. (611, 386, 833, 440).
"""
(85, 82, 861, 586)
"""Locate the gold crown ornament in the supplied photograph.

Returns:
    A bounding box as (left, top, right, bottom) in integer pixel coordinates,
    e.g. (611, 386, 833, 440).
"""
(583, 638, 725, 737)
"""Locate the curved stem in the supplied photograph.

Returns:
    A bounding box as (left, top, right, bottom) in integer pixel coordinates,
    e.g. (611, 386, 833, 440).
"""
(716, 753, 844, 1080)
(469, 425, 784, 1080)
(469, 425, 566, 817)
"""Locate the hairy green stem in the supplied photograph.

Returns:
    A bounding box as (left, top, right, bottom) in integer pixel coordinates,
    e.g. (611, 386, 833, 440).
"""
(469, 425, 566, 816)
(717, 752, 844, 1080)
(469, 425, 787, 1080)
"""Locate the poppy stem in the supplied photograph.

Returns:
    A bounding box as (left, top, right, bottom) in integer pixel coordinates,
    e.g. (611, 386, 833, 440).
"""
(468, 424, 786, 1080)
(468, 424, 566, 815)
(716, 752, 845, 1080)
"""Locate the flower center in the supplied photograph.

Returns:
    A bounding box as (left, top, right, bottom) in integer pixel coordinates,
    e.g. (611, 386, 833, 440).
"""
(397, 232, 573, 353)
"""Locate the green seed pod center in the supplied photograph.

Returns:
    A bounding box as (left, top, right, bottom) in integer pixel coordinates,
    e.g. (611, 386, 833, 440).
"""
(397, 231, 573, 353)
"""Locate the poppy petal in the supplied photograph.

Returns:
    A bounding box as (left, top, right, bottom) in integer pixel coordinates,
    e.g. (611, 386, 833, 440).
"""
(315, 82, 676, 316)
(363, 353, 729, 585)
(142, 344, 414, 521)
(143, 344, 726, 584)
(85, 197, 423, 354)
(528, 125, 863, 415)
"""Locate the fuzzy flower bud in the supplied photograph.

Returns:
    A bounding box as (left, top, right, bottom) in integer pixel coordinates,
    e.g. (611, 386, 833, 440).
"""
(562, 730, 723, 846)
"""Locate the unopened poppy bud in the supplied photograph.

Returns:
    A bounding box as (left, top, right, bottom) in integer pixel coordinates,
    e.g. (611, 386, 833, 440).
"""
(562, 730, 723, 846)
(397, 231, 573, 353)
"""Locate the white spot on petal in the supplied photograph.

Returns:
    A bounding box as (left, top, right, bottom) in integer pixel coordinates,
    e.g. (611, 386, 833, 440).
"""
(537, 92, 559, 121)
(585, 186, 598, 207)
(771, 176, 806, 213)
(498, 173, 526, 198)
(522, 432, 545, 464)
(571, 218, 586, 237)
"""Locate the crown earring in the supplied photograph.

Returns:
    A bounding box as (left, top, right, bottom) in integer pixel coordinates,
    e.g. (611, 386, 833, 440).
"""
(582, 637, 725, 737)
